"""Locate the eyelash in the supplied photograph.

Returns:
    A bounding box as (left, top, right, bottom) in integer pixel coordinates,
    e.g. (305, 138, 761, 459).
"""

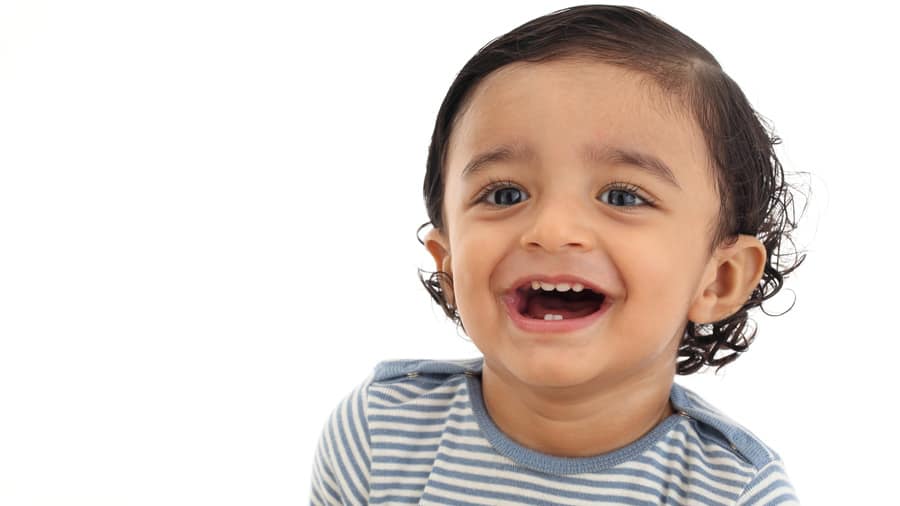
(474, 177, 657, 209)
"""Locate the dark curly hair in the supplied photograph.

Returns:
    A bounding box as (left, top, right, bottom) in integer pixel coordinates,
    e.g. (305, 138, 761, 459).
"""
(415, 4, 806, 374)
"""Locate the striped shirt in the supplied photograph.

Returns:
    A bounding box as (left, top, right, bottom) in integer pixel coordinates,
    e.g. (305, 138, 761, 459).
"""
(310, 357, 799, 505)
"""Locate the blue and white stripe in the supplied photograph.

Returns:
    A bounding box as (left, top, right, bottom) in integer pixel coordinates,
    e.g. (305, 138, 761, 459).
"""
(311, 358, 799, 505)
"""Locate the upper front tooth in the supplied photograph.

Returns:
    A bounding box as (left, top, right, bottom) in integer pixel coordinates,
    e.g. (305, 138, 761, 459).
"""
(533, 281, 578, 292)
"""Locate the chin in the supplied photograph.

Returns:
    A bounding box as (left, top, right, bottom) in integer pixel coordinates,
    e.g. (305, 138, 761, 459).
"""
(508, 348, 608, 387)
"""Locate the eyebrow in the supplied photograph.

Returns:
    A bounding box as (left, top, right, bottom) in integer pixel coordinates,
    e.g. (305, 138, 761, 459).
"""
(461, 142, 682, 190)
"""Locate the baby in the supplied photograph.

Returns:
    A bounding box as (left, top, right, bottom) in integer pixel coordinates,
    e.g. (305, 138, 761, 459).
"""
(311, 5, 804, 505)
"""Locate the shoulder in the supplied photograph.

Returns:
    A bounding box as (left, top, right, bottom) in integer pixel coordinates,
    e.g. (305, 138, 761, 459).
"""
(671, 382, 800, 504)
(671, 382, 779, 468)
(324, 356, 482, 427)
(314, 358, 479, 505)
(372, 356, 483, 382)
(368, 356, 482, 405)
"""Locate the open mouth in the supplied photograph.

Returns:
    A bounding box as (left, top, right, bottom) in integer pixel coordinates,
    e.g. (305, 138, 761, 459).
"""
(514, 285, 606, 320)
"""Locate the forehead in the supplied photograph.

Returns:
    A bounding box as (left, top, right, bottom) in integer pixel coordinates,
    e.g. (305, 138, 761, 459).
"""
(446, 59, 712, 189)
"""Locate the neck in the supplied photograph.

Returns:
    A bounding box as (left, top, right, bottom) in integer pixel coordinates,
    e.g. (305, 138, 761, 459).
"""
(479, 359, 676, 458)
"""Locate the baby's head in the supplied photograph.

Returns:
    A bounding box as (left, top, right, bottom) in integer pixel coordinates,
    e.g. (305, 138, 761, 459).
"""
(417, 5, 804, 383)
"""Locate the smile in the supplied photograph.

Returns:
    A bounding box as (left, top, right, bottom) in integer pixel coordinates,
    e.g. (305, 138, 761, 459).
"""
(500, 286, 611, 334)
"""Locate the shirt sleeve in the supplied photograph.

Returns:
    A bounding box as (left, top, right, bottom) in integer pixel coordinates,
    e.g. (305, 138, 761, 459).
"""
(736, 459, 800, 505)
(309, 374, 373, 506)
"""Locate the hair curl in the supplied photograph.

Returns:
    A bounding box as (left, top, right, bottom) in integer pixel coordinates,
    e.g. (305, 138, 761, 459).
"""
(415, 4, 806, 374)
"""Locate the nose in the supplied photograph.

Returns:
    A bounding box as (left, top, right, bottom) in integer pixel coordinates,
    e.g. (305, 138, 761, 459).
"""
(520, 193, 597, 253)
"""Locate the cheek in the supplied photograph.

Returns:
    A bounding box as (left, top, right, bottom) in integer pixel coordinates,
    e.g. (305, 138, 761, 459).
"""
(621, 227, 685, 277)
(615, 226, 704, 318)
(450, 231, 498, 301)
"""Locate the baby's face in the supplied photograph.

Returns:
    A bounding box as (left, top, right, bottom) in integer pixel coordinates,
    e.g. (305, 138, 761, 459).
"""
(431, 58, 723, 387)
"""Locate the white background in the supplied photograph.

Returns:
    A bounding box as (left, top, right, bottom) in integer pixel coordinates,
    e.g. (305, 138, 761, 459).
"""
(1, 1, 896, 504)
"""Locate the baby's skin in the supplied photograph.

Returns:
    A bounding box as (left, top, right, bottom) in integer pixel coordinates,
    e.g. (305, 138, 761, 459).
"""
(424, 58, 766, 457)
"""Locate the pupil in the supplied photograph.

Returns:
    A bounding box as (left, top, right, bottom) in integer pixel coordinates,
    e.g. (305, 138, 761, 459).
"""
(496, 188, 521, 206)
(609, 189, 636, 206)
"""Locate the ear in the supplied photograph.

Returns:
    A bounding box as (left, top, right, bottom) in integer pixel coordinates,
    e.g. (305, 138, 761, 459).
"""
(688, 235, 767, 324)
(423, 227, 454, 306)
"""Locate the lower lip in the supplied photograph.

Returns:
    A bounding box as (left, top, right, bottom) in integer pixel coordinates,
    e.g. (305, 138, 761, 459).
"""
(501, 290, 611, 335)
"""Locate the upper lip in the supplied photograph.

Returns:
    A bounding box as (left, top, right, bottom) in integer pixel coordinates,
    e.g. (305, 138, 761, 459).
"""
(506, 274, 609, 297)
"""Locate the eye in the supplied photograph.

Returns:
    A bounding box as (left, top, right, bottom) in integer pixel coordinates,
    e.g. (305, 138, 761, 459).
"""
(599, 183, 654, 208)
(474, 179, 655, 209)
(475, 178, 529, 208)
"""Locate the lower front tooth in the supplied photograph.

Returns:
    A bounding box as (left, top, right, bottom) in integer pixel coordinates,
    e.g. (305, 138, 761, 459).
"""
(543, 314, 563, 321)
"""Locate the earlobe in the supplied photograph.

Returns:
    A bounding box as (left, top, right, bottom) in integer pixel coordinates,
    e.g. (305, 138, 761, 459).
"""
(688, 235, 767, 324)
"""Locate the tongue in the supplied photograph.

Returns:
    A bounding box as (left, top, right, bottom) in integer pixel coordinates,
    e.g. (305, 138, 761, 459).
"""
(525, 292, 601, 319)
